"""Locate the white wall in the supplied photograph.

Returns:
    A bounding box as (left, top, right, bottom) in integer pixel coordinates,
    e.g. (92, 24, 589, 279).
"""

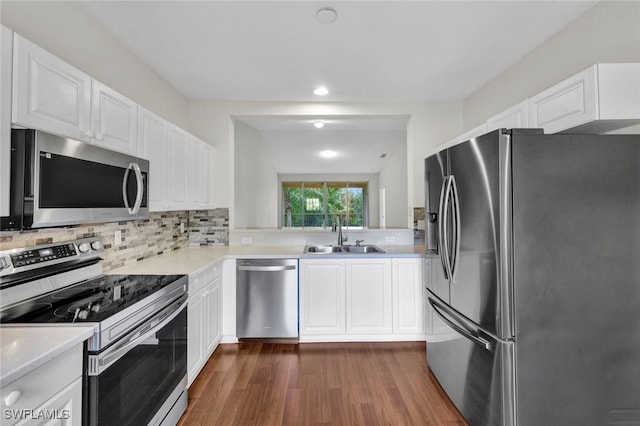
(188, 100, 462, 218)
(378, 140, 408, 228)
(277, 173, 380, 229)
(234, 122, 278, 228)
(0, 1, 190, 130)
(463, 1, 640, 130)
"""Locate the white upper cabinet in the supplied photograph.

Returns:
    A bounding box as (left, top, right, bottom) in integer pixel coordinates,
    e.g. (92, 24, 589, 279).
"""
(12, 33, 138, 155)
(168, 124, 190, 211)
(187, 135, 203, 209)
(90, 80, 138, 155)
(200, 143, 215, 210)
(528, 63, 640, 134)
(12, 33, 92, 142)
(486, 100, 528, 132)
(1, 25, 13, 217)
(138, 107, 169, 211)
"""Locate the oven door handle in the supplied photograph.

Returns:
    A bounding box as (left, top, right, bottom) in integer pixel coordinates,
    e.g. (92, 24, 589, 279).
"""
(89, 296, 186, 376)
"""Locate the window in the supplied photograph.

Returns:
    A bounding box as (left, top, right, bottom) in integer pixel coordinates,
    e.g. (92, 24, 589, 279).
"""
(282, 182, 368, 228)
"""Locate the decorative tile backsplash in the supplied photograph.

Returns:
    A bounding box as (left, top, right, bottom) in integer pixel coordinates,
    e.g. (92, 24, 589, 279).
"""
(189, 209, 229, 246)
(0, 209, 229, 272)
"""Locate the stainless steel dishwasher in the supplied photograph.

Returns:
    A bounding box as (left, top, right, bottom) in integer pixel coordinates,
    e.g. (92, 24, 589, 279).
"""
(236, 258, 298, 339)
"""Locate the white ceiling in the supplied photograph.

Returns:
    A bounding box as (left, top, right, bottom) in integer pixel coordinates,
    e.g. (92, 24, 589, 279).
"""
(77, 0, 597, 173)
(79, 0, 597, 102)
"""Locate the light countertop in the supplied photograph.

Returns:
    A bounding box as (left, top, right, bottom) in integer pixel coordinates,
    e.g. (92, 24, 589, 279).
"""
(110, 244, 424, 275)
(0, 326, 95, 385)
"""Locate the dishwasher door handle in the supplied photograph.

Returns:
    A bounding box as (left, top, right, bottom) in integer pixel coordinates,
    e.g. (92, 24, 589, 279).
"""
(237, 265, 297, 272)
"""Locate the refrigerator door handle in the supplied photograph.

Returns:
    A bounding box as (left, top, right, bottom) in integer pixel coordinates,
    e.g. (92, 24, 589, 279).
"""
(428, 296, 493, 351)
(449, 175, 461, 282)
(440, 176, 454, 281)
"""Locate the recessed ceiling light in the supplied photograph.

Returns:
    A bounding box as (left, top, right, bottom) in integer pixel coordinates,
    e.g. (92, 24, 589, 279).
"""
(316, 8, 337, 24)
(319, 150, 337, 158)
(313, 120, 325, 128)
(313, 87, 329, 96)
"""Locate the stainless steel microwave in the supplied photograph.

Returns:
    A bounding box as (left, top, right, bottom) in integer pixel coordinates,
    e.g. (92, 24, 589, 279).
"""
(1, 129, 148, 230)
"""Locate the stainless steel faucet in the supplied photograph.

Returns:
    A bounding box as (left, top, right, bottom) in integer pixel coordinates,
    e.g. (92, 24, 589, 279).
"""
(331, 214, 347, 245)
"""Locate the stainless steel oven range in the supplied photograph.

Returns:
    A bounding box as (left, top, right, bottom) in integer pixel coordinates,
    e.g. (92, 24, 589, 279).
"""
(0, 238, 188, 426)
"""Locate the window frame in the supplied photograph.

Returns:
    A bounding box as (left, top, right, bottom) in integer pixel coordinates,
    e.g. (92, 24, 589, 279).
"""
(281, 181, 368, 229)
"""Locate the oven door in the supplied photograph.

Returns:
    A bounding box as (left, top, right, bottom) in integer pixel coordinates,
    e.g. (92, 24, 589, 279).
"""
(86, 296, 187, 426)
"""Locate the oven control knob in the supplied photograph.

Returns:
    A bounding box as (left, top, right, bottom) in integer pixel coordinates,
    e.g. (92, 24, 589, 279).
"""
(78, 243, 90, 253)
(0, 257, 9, 270)
(91, 241, 104, 251)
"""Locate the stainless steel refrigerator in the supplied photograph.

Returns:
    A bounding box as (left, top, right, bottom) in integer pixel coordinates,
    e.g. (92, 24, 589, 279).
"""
(424, 128, 640, 426)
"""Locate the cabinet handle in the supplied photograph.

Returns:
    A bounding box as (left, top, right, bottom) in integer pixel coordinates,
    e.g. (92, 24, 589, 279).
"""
(4, 390, 22, 406)
(95, 133, 104, 141)
(86, 130, 95, 138)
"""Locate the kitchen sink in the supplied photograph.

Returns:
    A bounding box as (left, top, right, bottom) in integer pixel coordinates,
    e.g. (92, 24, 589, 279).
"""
(303, 244, 385, 254)
(341, 245, 384, 253)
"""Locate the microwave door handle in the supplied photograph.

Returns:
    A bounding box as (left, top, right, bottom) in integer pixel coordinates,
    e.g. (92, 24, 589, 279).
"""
(428, 296, 492, 351)
(122, 163, 144, 215)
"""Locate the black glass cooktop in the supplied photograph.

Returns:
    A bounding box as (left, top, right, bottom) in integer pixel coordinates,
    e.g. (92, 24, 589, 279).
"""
(0, 274, 185, 324)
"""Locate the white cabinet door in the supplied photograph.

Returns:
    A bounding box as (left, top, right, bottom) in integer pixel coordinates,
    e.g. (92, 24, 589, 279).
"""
(187, 287, 205, 386)
(20, 377, 83, 426)
(187, 135, 202, 209)
(299, 259, 346, 335)
(528, 66, 598, 134)
(12, 33, 92, 142)
(200, 143, 215, 209)
(1, 346, 83, 426)
(486, 100, 528, 131)
(204, 275, 221, 355)
(346, 259, 392, 334)
(138, 107, 169, 211)
(90, 80, 137, 155)
(1, 25, 12, 217)
(527, 64, 640, 133)
(168, 125, 189, 211)
(392, 258, 424, 335)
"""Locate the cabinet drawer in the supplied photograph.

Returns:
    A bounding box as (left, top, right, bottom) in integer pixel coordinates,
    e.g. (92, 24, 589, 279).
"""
(1, 345, 82, 416)
(205, 262, 222, 284)
(189, 272, 206, 295)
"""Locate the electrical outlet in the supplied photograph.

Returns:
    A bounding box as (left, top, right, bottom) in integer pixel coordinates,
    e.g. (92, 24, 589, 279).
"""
(115, 230, 122, 246)
(385, 236, 396, 243)
(241, 237, 252, 244)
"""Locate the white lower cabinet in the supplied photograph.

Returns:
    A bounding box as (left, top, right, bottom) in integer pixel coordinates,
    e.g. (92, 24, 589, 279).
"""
(0, 346, 83, 426)
(346, 259, 392, 334)
(187, 262, 222, 386)
(299, 259, 346, 335)
(392, 258, 424, 335)
(300, 257, 424, 342)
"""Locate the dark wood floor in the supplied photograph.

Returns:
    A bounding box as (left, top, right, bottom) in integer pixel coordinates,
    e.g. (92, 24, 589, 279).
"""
(178, 341, 467, 425)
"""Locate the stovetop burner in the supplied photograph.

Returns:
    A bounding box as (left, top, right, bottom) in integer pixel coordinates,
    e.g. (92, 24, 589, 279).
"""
(0, 274, 185, 324)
